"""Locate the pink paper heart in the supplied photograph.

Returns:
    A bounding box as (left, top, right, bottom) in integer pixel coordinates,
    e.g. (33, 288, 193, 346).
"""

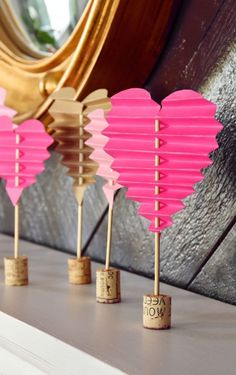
(104, 88, 223, 232)
(85, 109, 122, 208)
(0, 116, 53, 205)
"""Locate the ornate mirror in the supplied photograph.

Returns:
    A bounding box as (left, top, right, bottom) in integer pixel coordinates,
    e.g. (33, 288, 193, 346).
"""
(0, 0, 181, 125)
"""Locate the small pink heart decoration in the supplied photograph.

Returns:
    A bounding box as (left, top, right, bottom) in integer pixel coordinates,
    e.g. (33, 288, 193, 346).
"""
(0, 116, 53, 205)
(85, 109, 123, 208)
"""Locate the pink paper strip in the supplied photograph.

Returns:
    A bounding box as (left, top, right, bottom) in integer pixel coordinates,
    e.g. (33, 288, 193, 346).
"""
(86, 109, 122, 207)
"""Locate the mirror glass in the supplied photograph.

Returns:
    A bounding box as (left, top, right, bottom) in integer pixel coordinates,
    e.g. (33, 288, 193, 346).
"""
(7, 0, 89, 54)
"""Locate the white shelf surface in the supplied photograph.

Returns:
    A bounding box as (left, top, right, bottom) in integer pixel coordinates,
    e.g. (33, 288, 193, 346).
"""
(0, 312, 123, 375)
(0, 234, 235, 375)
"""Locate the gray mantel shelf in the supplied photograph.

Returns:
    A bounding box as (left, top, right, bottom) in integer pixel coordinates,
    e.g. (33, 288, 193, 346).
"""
(0, 234, 235, 375)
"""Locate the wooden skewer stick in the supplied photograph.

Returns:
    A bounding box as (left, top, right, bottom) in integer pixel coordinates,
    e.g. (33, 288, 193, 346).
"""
(154, 119, 160, 295)
(105, 205, 113, 270)
(96, 181, 120, 302)
(76, 113, 84, 260)
(96, 201, 120, 303)
(143, 119, 171, 329)
(14, 203, 19, 259)
(154, 231, 160, 295)
(14, 133, 20, 259)
(76, 202, 83, 259)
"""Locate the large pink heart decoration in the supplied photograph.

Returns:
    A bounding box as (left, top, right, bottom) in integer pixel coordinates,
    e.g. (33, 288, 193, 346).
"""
(0, 116, 53, 205)
(104, 88, 223, 232)
(85, 109, 122, 207)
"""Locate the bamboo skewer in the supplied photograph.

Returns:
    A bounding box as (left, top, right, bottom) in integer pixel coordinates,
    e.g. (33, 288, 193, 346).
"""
(154, 232, 160, 296)
(14, 203, 20, 259)
(14, 133, 20, 259)
(77, 113, 84, 259)
(96, 199, 120, 303)
(76, 202, 83, 259)
(105, 205, 113, 270)
(143, 119, 171, 329)
(154, 119, 160, 295)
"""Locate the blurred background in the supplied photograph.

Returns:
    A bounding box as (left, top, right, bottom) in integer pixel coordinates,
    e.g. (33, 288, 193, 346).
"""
(8, 0, 88, 53)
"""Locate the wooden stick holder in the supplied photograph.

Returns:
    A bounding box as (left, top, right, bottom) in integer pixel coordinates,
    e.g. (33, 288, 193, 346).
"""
(68, 256, 91, 284)
(96, 268, 121, 303)
(4, 256, 28, 286)
(143, 294, 171, 329)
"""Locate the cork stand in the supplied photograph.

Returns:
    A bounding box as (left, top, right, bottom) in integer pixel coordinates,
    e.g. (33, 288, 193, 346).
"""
(96, 204, 121, 303)
(143, 119, 171, 329)
(4, 134, 28, 286)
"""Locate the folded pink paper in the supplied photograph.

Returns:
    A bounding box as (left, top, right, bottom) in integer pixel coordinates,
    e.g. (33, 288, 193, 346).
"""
(86, 109, 122, 207)
(0, 116, 53, 205)
(104, 88, 222, 232)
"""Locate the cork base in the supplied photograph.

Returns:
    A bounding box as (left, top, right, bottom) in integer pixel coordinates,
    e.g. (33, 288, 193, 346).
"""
(96, 268, 121, 303)
(4, 256, 28, 286)
(143, 294, 171, 329)
(68, 256, 91, 284)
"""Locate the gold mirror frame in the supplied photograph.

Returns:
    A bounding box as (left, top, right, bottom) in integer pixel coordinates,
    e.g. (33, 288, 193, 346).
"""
(0, 0, 181, 126)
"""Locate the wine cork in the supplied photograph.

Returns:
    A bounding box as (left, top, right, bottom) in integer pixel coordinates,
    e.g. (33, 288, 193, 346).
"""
(68, 256, 91, 284)
(4, 256, 28, 286)
(143, 294, 171, 329)
(96, 268, 121, 303)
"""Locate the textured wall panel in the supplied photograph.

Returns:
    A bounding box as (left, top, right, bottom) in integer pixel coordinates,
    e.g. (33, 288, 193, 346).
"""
(189, 222, 236, 305)
(146, 0, 235, 101)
